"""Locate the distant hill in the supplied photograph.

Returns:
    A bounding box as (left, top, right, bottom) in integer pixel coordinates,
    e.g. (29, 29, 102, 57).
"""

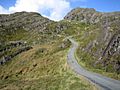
(64, 7, 120, 24)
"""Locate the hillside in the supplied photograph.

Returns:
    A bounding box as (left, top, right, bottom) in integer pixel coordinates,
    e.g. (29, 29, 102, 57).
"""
(0, 11, 97, 90)
(64, 7, 120, 24)
(0, 7, 120, 89)
(64, 8, 120, 79)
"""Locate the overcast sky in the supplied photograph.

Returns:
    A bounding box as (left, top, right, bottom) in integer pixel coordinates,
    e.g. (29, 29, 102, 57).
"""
(0, 0, 120, 21)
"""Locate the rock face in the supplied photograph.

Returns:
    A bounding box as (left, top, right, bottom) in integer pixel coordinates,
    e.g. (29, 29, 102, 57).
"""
(65, 8, 120, 73)
(100, 32, 120, 73)
(0, 46, 32, 65)
(0, 41, 25, 53)
(0, 40, 32, 65)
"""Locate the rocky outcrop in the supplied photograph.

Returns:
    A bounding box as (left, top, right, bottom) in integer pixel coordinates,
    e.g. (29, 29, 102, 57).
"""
(0, 12, 52, 32)
(0, 41, 26, 53)
(64, 8, 101, 24)
(99, 32, 120, 73)
(0, 40, 32, 65)
(0, 46, 32, 65)
(64, 8, 120, 24)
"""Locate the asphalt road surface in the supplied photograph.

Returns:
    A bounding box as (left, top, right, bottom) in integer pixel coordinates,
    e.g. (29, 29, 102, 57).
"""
(67, 38, 120, 90)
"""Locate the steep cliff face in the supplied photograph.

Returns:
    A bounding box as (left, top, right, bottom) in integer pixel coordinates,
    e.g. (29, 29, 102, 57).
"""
(65, 8, 120, 73)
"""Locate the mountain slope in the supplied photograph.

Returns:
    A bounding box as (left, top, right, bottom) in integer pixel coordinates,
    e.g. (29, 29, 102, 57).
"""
(0, 7, 120, 89)
(64, 8, 120, 79)
(64, 7, 120, 24)
(0, 12, 97, 90)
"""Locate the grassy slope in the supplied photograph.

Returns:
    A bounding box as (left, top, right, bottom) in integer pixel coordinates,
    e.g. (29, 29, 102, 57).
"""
(1, 18, 119, 90)
(53, 20, 120, 80)
(0, 20, 98, 90)
(0, 36, 97, 90)
(64, 21, 120, 80)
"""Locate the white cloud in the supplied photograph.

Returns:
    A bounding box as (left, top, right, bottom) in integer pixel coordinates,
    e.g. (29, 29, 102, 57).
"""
(0, 5, 9, 14)
(0, 0, 71, 21)
(0, 0, 88, 21)
(0, 0, 87, 21)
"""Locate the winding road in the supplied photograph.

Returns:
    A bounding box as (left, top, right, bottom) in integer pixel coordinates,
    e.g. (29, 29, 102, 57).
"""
(67, 38, 120, 90)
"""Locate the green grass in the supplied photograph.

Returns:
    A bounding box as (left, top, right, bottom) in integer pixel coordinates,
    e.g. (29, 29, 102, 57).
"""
(57, 20, 120, 80)
(68, 22, 120, 80)
(0, 14, 120, 89)
(75, 42, 120, 80)
(0, 37, 97, 90)
(56, 20, 120, 80)
(0, 29, 29, 42)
